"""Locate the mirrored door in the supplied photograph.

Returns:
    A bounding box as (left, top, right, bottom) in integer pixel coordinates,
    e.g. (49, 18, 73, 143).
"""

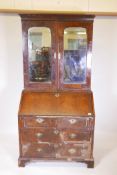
(58, 22, 92, 90)
(28, 27, 52, 82)
(22, 21, 57, 91)
(63, 27, 87, 84)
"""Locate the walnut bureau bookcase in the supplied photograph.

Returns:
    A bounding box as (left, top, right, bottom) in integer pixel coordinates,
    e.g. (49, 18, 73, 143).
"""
(18, 14, 95, 168)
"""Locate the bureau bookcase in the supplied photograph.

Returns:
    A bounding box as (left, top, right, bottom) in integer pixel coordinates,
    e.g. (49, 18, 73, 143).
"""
(18, 14, 95, 168)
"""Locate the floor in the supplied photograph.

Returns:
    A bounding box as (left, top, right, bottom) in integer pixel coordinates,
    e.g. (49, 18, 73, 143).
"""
(0, 131, 117, 175)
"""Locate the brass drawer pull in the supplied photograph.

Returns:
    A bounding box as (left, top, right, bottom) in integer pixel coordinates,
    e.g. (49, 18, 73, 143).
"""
(68, 148, 76, 154)
(54, 130, 59, 135)
(37, 148, 43, 152)
(36, 118, 44, 124)
(68, 119, 77, 124)
(36, 132, 43, 138)
(69, 133, 77, 139)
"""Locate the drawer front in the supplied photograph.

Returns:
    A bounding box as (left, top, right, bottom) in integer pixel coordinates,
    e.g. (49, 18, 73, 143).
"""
(20, 128, 91, 144)
(21, 128, 61, 143)
(62, 130, 91, 142)
(56, 143, 91, 159)
(23, 116, 94, 129)
(24, 116, 56, 128)
(21, 142, 91, 159)
(21, 143, 55, 158)
(58, 118, 88, 129)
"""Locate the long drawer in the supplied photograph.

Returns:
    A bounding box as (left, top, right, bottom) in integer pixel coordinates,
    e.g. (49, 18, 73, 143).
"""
(21, 142, 91, 160)
(20, 128, 91, 144)
(22, 116, 94, 130)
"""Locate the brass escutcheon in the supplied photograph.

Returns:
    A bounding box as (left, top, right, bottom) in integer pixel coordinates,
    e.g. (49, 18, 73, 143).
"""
(69, 133, 77, 139)
(55, 93, 59, 97)
(54, 130, 59, 135)
(36, 133, 43, 138)
(36, 118, 44, 123)
(68, 148, 76, 154)
(68, 119, 76, 124)
(37, 148, 43, 152)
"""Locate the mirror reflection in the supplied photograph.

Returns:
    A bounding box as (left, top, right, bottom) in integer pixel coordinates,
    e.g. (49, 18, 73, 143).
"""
(28, 27, 51, 82)
(64, 27, 87, 84)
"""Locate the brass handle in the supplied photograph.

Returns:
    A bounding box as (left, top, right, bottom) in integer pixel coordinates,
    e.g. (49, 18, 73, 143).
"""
(68, 119, 77, 124)
(37, 148, 43, 152)
(36, 132, 43, 138)
(36, 118, 44, 124)
(69, 133, 77, 139)
(68, 148, 76, 154)
(54, 130, 59, 135)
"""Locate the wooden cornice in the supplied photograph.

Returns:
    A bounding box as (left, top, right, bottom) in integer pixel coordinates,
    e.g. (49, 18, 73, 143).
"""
(0, 9, 117, 16)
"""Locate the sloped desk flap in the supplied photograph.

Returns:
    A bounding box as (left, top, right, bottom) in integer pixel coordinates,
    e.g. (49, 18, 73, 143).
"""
(18, 90, 95, 116)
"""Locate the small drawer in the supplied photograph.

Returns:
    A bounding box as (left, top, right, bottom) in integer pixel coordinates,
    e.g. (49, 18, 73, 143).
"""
(58, 117, 89, 129)
(55, 143, 90, 159)
(62, 130, 91, 142)
(21, 143, 55, 158)
(21, 128, 61, 144)
(24, 116, 56, 128)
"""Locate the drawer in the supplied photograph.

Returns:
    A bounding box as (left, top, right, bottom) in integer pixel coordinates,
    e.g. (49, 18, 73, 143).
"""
(23, 116, 94, 129)
(20, 128, 61, 143)
(24, 116, 56, 128)
(55, 143, 91, 159)
(21, 143, 55, 158)
(20, 127, 91, 144)
(21, 142, 91, 160)
(62, 130, 91, 142)
(57, 117, 89, 129)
